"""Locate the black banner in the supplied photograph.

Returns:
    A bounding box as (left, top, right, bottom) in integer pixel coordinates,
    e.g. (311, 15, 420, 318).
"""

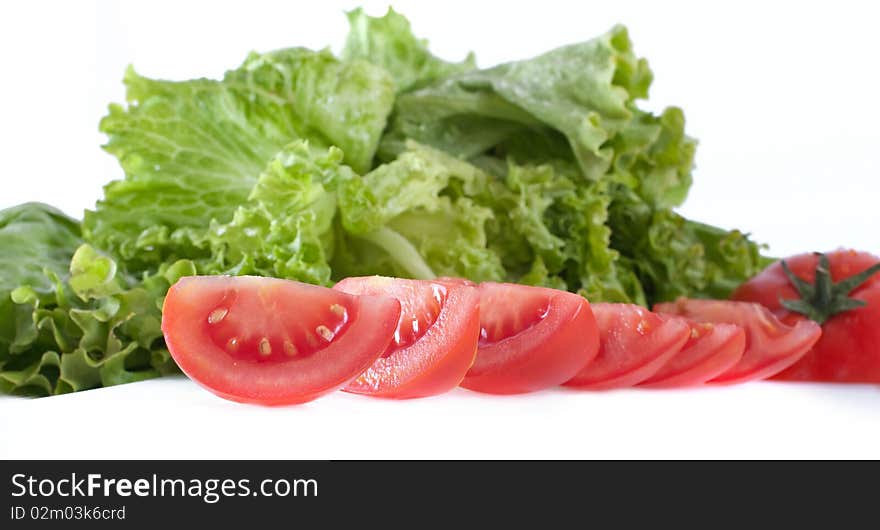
(1, 460, 872, 527)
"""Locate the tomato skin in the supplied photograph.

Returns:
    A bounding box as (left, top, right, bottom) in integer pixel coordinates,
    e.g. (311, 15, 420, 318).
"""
(162, 276, 401, 406)
(564, 304, 690, 390)
(461, 283, 599, 395)
(655, 299, 822, 384)
(639, 319, 745, 389)
(733, 250, 880, 383)
(333, 276, 480, 399)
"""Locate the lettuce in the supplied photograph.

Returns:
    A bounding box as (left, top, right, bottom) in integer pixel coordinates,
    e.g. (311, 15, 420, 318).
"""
(608, 186, 766, 302)
(336, 142, 644, 302)
(380, 25, 694, 209)
(497, 164, 645, 303)
(1, 140, 350, 397)
(187, 141, 350, 285)
(375, 21, 756, 304)
(0, 203, 194, 395)
(342, 7, 476, 93)
(336, 142, 504, 281)
(0, 203, 82, 364)
(86, 48, 394, 273)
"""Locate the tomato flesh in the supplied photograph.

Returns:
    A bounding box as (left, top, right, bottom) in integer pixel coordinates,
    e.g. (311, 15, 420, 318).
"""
(162, 275, 401, 405)
(333, 276, 480, 399)
(639, 318, 746, 388)
(461, 283, 599, 395)
(564, 304, 690, 390)
(655, 298, 822, 384)
(203, 286, 351, 363)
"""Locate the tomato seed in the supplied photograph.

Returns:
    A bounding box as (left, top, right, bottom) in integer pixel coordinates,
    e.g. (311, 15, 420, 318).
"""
(208, 307, 228, 324)
(316, 325, 334, 342)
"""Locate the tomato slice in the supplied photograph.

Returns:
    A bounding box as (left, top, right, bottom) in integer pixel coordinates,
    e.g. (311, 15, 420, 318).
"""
(564, 304, 690, 390)
(161, 276, 401, 405)
(638, 318, 746, 388)
(333, 276, 480, 399)
(654, 299, 822, 384)
(459, 282, 599, 395)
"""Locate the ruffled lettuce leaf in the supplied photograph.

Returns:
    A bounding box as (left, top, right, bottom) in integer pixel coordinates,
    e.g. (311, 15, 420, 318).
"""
(342, 7, 476, 93)
(454, 156, 643, 302)
(380, 25, 694, 209)
(187, 141, 349, 285)
(336, 142, 504, 281)
(0, 203, 82, 363)
(2, 243, 194, 396)
(86, 48, 394, 272)
(380, 25, 646, 167)
(336, 142, 643, 302)
(608, 186, 766, 304)
(370, 19, 751, 304)
(225, 48, 395, 173)
(607, 106, 695, 209)
(1, 142, 346, 397)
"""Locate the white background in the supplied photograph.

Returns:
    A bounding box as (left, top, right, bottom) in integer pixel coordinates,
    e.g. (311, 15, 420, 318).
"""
(1, 0, 878, 459)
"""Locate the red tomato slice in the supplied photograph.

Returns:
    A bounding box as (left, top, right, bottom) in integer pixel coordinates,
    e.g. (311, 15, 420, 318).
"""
(563, 304, 690, 390)
(639, 318, 746, 388)
(161, 276, 401, 405)
(460, 282, 599, 395)
(333, 276, 480, 399)
(654, 299, 822, 384)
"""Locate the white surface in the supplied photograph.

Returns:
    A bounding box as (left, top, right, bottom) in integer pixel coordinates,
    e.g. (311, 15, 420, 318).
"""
(2, 377, 880, 459)
(1, 1, 879, 459)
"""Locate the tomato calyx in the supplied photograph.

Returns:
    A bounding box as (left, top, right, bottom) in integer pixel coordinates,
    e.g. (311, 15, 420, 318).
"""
(780, 253, 880, 324)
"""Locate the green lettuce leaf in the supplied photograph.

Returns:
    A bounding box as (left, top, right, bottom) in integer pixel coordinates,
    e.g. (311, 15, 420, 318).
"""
(380, 25, 695, 209)
(336, 142, 642, 301)
(86, 48, 394, 272)
(455, 157, 643, 302)
(608, 106, 695, 209)
(608, 186, 766, 304)
(381, 26, 642, 170)
(336, 142, 504, 281)
(1, 142, 347, 397)
(0, 203, 82, 363)
(2, 242, 193, 396)
(224, 48, 395, 172)
(188, 141, 350, 285)
(342, 7, 476, 93)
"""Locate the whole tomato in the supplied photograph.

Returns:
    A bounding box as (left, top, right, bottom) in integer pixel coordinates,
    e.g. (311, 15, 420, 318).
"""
(732, 249, 880, 383)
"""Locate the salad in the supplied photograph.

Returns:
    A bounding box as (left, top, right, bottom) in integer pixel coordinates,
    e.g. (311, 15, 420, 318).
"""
(1, 8, 875, 401)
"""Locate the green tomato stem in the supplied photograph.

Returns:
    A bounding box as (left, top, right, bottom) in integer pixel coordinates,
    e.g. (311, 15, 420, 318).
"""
(780, 253, 880, 325)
